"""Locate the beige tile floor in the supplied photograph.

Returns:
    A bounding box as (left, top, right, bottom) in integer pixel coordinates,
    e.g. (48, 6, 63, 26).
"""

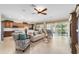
(0, 35, 71, 54)
(25, 36, 71, 54)
(0, 37, 16, 54)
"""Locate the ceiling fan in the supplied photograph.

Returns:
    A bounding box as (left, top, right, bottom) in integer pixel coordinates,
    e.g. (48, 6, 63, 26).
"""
(30, 4, 47, 15)
(34, 7, 47, 15)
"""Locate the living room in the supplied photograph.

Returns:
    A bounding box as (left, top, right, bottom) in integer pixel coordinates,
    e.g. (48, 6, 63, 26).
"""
(0, 4, 79, 54)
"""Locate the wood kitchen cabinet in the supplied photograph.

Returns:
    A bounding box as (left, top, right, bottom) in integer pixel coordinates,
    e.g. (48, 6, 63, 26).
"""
(2, 20, 14, 28)
(4, 31, 14, 37)
(13, 22, 29, 28)
(2, 20, 14, 37)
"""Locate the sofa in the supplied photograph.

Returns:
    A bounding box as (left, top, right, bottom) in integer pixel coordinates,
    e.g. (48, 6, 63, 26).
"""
(27, 30, 46, 42)
(30, 33, 46, 42)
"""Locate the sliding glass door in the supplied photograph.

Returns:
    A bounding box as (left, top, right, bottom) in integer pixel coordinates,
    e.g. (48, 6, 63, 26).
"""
(46, 21, 69, 36)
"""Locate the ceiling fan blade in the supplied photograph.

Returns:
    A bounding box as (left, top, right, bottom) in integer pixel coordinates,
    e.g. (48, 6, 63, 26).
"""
(40, 8, 47, 13)
(34, 8, 39, 12)
(34, 8, 41, 14)
(41, 13, 47, 15)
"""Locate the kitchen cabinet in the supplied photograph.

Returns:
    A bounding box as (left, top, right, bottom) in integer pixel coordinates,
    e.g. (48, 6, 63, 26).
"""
(2, 20, 14, 28)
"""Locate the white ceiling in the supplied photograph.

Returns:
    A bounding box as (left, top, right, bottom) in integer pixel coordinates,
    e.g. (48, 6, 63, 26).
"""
(0, 4, 76, 23)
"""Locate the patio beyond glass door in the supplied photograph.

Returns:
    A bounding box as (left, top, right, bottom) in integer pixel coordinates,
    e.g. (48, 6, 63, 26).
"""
(47, 22, 69, 37)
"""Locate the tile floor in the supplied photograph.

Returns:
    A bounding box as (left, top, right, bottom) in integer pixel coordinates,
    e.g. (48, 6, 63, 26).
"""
(24, 36, 71, 54)
(0, 35, 71, 54)
(0, 37, 16, 54)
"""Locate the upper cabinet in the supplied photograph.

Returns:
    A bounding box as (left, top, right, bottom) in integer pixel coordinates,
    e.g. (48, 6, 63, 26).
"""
(2, 20, 32, 30)
(13, 22, 25, 28)
(2, 20, 14, 28)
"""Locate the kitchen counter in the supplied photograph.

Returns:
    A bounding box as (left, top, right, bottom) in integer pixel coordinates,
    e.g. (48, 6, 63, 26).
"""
(3, 28, 25, 37)
(3, 28, 14, 31)
(4, 28, 25, 31)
